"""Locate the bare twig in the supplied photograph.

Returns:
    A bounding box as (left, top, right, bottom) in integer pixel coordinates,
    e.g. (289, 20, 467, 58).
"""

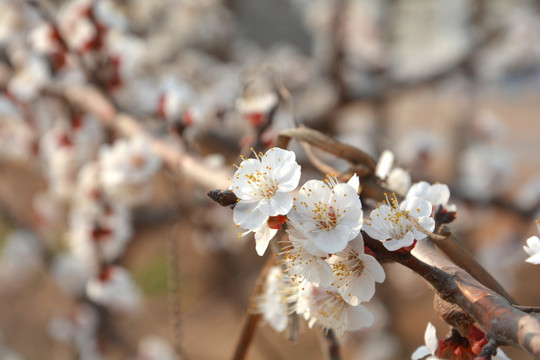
(232, 256, 276, 360)
(276, 127, 376, 171)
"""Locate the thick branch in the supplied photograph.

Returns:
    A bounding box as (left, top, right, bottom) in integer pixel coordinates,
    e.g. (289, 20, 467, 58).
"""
(411, 239, 540, 356)
(364, 236, 540, 356)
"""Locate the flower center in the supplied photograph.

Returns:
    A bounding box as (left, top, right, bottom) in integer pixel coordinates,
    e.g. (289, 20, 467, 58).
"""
(313, 204, 339, 231)
(244, 170, 279, 199)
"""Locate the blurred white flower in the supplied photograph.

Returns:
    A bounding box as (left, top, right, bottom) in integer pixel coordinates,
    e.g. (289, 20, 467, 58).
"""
(296, 283, 374, 338)
(51, 253, 94, 296)
(47, 304, 101, 360)
(69, 203, 132, 267)
(8, 54, 50, 101)
(235, 92, 278, 127)
(458, 144, 512, 202)
(0, 114, 35, 163)
(40, 118, 104, 201)
(135, 336, 178, 360)
(288, 174, 362, 254)
(86, 266, 142, 314)
(364, 196, 434, 251)
(0, 229, 42, 290)
(99, 135, 162, 207)
(375, 150, 411, 196)
(157, 76, 195, 124)
(57, 0, 96, 52)
(406, 181, 456, 212)
(254, 266, 295, 333)
(515, 177, 540, 212)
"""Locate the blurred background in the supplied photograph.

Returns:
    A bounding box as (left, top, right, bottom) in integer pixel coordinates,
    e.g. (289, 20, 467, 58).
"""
(0, 0, 540, 359)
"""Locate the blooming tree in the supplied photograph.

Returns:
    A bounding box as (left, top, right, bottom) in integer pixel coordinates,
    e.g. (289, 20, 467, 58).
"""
(0, 0, 540, 360)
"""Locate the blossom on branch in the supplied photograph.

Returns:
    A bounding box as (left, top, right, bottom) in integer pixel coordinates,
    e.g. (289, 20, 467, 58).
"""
(254, 266, 297, 333)
(231, 147, 301, 255)
(328, 242, 386, 305)
(296, 283, 374, 338)
(99, 135, 162, 207)
(406, 181, 456, 213)
(364, 195, 434, 251)
(287, 174, 363, 254)
(412, 323, 510, 360)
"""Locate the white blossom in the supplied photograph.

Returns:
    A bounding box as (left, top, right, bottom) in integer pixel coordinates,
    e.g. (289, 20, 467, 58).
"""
(375, 150, 411, 195)
(254, 266, 296, 333)
(69, 203, 132, 268)
(280, 230, 333, 286)
(364, 196, 434, 251)
(287, 174, 362, 254)
(406, 181, 456, 212)
(296, 283, 374, 338)
(51, 253, 94, 296)
(231, 147, 301, 254)
(328, 243, 385, 305)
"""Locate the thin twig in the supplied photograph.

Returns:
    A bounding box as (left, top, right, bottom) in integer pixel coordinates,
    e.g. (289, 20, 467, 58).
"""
(232, 256, 276, 360)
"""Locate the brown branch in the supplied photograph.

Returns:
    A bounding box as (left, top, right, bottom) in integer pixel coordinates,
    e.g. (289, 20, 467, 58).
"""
(364, 235, 540, 356)
(276, 127, 376, 171)
(232, 256, 276, 360)
(406, 214, 516, 303)
(320, 330, 341, 360)
(50, 85, 232, 190)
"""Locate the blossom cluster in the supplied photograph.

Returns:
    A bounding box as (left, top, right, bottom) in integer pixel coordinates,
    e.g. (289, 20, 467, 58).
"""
(230, 147, 453, 337)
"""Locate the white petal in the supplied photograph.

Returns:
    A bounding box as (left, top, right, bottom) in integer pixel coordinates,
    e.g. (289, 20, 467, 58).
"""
(525, 236, 540, 255)
(383, 231, 415, 251)
(428, 184, 450, 206)
(346, 304, 374, 331)
(342, 271, 375, 304)
(255, 225, 278, 256)
(362, 253, 386, 283)
(233, 201, 268, 230)
(301, 179, 331, 199)
(376, 150, 394, 179)
(415, 216, 435, 235)
(312, 224, 350, 254)
(347, 174, 360, 193)
(407, 182, 430, 199)
(402, 196, 432, 218)
(411, 346, 432, 360)
(305, 257, 334, 286)
(424, 322, 438, 355)
(525, 252, 540, 264)
(493, 348, 511, 360)
(256, 191, 293, 216)
(363, 222, 390, 242)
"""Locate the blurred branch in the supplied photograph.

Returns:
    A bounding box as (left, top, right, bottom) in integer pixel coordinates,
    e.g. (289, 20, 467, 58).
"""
(320, 330, 341, 360)
(48, 84, 232, 190)
(232, 256, 275, 360)
(328, 0, 347, 103)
